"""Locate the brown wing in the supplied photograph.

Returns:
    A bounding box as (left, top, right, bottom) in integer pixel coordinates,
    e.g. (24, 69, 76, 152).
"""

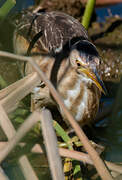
(14, 11, 88, 55)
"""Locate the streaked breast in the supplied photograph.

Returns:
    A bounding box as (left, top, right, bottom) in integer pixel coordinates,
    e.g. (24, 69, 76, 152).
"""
(58, 68, 99, 126)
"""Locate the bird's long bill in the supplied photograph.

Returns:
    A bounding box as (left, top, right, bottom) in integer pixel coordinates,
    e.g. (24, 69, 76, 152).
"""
(79, 68, 106, 94)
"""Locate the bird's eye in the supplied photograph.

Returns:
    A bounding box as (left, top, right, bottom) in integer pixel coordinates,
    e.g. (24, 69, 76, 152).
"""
(76, 60, 81, 67)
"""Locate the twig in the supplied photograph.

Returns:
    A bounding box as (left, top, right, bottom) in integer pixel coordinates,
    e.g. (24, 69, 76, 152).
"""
(0, 105, 38, 180)
(105, 161, 122, 174)
(1, 72, 40, 113)
(1, 141, 122, 174)
(0, 104, 16, 137)
(0, 72, 38, 100)
(59, 148, 122, 174)
(41, 109, 65, 180)
(60, 148, 122, 174)
(0, 50, 113, 179)
(0, 110, 40, 163)
(0, 50, 30, 62)
(0, 166, 9, 180)
(59, 148, 93, 165)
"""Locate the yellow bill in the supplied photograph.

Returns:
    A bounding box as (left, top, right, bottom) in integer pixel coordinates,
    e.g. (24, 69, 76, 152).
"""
(78, 67, 106, 94)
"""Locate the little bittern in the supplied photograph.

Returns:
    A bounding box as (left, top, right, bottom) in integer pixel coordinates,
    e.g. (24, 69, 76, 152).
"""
(13, 11, 106, 127)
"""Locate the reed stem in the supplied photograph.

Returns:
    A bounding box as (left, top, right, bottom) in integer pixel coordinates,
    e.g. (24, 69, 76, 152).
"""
(82, 0, 96, 29)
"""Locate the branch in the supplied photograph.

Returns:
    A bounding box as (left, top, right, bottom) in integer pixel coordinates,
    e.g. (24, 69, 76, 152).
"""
(0, 110, 40, 163)
(0, 166, 9, 180)
(0, 72, 40, 113)
(0, 73, 38, 100)
(41, 109, 65, 180)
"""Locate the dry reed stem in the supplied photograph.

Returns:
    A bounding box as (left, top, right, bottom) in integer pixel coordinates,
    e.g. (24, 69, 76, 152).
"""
(0, 110, 40, 163)
(0, 108, 65, 180)
(0, 105, 16, 137)
(0, 72, 38, 100)
(30, 144, 122, 174)
(41, 109, 65, 180)
(0, 141, 122, 175)
(0, 105, 38, 180)
(1, 72, 40, 113)
(59, 148, 122, 174)
(105, 162, 122, 174)
(0, 166, 9, 180)
(18, 156, 38, 180)
(0, 50, 113, 180)
(0, 50, 30, 62)
(31, 144, 122, 175)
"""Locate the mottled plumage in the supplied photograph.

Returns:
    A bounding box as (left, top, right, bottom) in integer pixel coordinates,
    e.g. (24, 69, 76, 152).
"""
(14, 11, 88, 55)
(14, 10, 104, 127)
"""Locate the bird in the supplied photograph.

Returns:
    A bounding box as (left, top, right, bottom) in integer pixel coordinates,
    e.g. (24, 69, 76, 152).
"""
(13, 10, 106, 127)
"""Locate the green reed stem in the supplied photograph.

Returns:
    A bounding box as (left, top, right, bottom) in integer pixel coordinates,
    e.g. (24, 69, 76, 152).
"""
(82, 0, 96, 29)
(0, 75, 7, 88)
(53, 120, 82, 179)
(0, 0, 16, 19)
(53, 120, 73, 150)
(73, 161, 83, 180)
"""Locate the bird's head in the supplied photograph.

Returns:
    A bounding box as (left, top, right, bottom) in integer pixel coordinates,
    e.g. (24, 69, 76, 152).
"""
(69, 40, 106, 94)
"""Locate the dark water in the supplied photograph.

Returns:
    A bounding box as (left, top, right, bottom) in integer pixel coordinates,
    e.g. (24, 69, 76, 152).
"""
(96, 3, 122, 22)
(95, 3, 122, 162)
